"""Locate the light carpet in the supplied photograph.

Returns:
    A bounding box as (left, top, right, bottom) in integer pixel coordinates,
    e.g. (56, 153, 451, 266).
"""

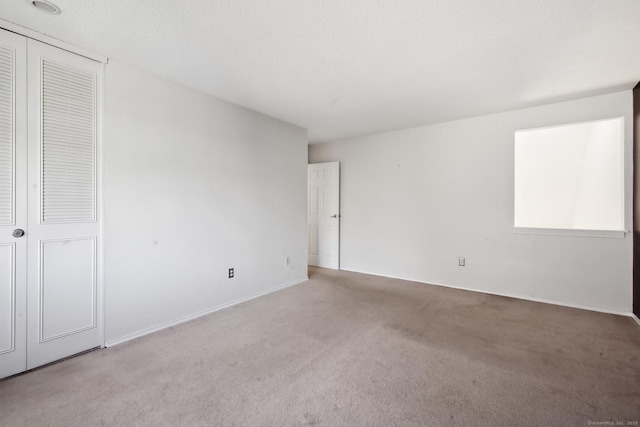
(1, 267, 639, 426)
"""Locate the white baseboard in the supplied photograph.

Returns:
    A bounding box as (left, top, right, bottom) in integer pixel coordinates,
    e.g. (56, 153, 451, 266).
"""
(105, 277, 308, 347)
(631, 313, 640, 327)
(339, 267, 633, 318)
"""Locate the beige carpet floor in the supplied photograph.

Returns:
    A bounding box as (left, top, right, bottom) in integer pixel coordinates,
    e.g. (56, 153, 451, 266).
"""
(1, 267, 639, 426)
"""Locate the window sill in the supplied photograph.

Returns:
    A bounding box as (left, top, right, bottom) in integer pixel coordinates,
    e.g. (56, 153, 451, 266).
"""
(513, 227, 627, 238)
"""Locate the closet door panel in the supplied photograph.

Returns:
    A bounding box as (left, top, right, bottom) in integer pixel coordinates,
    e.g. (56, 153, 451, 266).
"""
(0, 28, 27, 380)
(41, 59, 96, 224)
(0, 45, 15, 225)
(27, 39, 102, 369)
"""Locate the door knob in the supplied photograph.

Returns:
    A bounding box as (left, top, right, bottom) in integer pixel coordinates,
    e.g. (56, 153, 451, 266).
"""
(12, 229, 25, 238)
(330, 214, 339, 218)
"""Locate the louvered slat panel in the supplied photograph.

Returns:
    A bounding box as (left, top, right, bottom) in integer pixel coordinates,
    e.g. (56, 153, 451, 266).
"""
(41, 60, 96, 223)
(0, 45, 13, 225)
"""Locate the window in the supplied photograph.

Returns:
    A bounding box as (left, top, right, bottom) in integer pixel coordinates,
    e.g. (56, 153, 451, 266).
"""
(514, 117, 624, 235)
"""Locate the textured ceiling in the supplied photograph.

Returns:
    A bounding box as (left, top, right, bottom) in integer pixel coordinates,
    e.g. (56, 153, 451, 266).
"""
(2, 0, 640, 142)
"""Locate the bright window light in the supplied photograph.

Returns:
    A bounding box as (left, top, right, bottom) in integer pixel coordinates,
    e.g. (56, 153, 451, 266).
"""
(514, 117, 624, 232)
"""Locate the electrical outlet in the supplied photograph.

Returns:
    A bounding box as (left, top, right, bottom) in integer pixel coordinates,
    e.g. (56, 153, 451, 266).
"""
(228, 268, 234, 278)
(285, 256, 291, 266)
(459, 257, 465, 267)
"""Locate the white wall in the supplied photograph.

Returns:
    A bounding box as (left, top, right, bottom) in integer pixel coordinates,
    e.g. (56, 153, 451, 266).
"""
(104, 61, 308, 344)
(309, 91, 633, 314)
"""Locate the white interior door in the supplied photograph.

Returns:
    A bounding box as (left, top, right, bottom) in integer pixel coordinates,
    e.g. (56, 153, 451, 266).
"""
(0, 29, 27, 379)
(308, 162, 340, 269)
(26, 39, 103, 369)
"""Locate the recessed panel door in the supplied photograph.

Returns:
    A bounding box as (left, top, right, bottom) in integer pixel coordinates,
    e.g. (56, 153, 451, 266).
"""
(308, 162, 340, 269)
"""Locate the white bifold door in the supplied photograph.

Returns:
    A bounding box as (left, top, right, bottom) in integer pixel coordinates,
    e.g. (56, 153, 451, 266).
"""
(0, 28, 103, 379)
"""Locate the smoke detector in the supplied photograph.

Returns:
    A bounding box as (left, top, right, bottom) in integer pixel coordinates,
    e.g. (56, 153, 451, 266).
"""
(29, 0, 61, 15)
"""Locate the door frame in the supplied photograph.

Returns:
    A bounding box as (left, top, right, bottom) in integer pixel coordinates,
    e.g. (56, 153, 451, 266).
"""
(633, 82, 640, 318)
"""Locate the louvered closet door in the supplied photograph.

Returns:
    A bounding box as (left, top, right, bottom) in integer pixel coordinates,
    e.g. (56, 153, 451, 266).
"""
(26, 40, 103, 369)
(0, 29, 27, 379)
